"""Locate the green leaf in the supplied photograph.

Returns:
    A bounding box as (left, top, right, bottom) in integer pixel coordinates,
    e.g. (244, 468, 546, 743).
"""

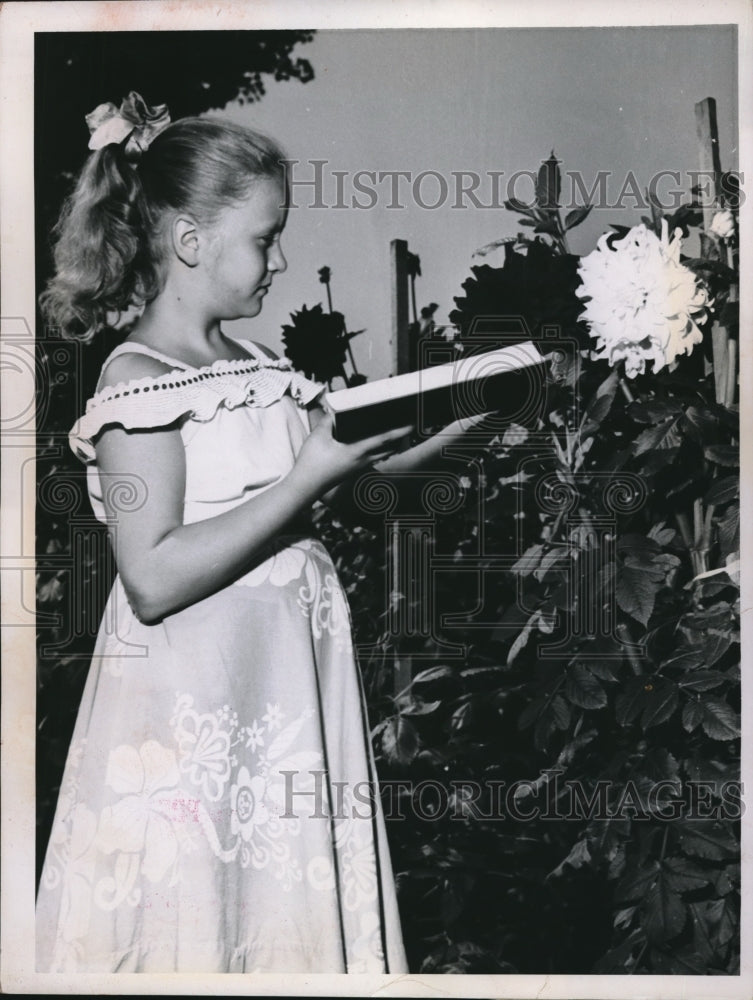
(662, 650, 705, 672)
(533, 218, 561, 237)
(643, 871, 687, 944)
(548, 836, 592, 878)
(647, 523, 677, 546)
(712, 895, 739, 948)
(581, 371, 618, 434)
(632, 417, 681, 456)
(688, 900, 720, 962)
(504, 197, 535, 215)
(677, 820, 738, 861)
(716, 504, 739, 558)
(678, 670, 727, 692)
(586, 661, 619, 682)
(615, 564, 661, 626)
(506, 611, 542, 665)
(682, 700, 704, 732)
(640, 747, 680, 783)
(704, 444, 739, 467)
(705, 475, 739, 506)
(511, 543, 544, 576)
(518, 696, 545, 730)
(450, 700, 475, 734)
(472, 236, 517, 258)
(615, 860, 659, 903)
(411, 664, 457, 688)
(534, 712, 556, 751)
(591, 928, 646, 972)
(399, 699, 442, 717)
(628, 399, 683, 425)
(380, 716, 419, 765)
(649, 945, 707, 974)
(551, 694, 571, 729)
(641, 681, 679, 729)
(615, 678, 651, 726)
(699, 632, 733, 667)
(564, 204, 593, 229)
(700, 699, 741, 740)
(565, 664, 607, 709)
(663, 857, 713, 895)
(533, 546, 568, 582)
(683, 755, 734, 795)
(666, 202, 703, 234)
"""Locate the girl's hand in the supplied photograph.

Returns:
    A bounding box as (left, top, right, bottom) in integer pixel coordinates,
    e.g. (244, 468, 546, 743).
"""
(292, 412, 413, 497)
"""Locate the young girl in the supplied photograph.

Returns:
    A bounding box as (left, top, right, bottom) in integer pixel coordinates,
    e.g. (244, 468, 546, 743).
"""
(36, 93, 477, 975)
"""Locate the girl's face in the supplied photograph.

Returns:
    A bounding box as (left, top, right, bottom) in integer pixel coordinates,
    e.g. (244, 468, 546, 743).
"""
(202, 176, 288, 321)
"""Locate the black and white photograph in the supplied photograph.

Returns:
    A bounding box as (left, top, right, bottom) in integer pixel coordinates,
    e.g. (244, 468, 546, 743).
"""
(1, 0, 751, 995)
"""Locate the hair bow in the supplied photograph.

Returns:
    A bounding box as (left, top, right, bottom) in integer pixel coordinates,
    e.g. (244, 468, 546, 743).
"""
(86, 91, 171, 157)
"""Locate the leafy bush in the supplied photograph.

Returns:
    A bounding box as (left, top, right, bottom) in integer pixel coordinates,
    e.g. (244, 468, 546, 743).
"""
(319, 156, 740, 974)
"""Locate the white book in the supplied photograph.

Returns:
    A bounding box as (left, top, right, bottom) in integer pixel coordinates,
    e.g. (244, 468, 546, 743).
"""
(324, 341, 546, 442)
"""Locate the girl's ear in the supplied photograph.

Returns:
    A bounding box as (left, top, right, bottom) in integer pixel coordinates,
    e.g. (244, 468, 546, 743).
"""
(172, 216, 201, 267)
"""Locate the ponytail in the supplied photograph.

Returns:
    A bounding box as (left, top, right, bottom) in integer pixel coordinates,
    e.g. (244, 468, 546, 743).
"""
(40, 114, 286, 342)
(40, 143, 159, 342)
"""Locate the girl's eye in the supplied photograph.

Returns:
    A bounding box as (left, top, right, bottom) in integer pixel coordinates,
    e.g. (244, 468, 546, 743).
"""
(259, 234, 278, 248)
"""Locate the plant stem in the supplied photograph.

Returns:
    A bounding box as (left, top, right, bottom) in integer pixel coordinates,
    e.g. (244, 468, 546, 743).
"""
(616, 622, 642, 675)
(674, 512, 693, 549)
(724, 338, 737, 407)
(618, 378, 635, 404)
(693, 499, 703, 547)
(711, 324, 728, 405)
(555, 212, 571, 255)
(658, 823, 669, 862)
(629, 939, 649, 975)
(702, 504, 715, 550)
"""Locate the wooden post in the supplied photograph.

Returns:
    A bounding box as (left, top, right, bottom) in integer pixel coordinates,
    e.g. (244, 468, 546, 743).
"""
(695, 97, 728, 405)
(694, 97, 722, 232)
(390, 239, 411, 376)
(390, 239, 413, 691)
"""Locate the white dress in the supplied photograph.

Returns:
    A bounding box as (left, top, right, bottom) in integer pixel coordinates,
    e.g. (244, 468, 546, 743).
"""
(35, 338, 408, 974)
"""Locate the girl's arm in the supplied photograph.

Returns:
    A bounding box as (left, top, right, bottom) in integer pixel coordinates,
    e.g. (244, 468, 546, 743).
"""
(308, 404, 493, 486)
(96, 356, 410, 623)
(370, 411, 494, 473)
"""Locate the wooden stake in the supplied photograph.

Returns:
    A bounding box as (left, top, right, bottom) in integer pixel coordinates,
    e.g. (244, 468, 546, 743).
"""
(712, 323, 729, 405)
(390, 239, 411, 376)
(694, 98, 722, 232)
(725, 338, 737, 407)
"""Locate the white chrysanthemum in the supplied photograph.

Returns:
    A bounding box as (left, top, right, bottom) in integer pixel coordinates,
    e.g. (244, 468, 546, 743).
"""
(576, 219, 711, 378)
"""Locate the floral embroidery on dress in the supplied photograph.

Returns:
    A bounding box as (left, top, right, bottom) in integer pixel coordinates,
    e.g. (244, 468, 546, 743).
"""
(297, 544, 353, 649)
(49, 803, 100, 971)
(230, 767, 270, 841)
(97, 740, 187, 900)
(41, 738, 89, 893)
(348, 911, 386, 974)
(171, 694, 233, 801)
(306, 787, 385, 971)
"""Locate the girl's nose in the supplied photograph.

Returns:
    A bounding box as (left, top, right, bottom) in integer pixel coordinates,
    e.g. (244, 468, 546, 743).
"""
(269, 242, 287, 274)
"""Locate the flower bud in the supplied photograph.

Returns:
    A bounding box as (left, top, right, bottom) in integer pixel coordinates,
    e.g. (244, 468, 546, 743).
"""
(709, 209, 735, 240)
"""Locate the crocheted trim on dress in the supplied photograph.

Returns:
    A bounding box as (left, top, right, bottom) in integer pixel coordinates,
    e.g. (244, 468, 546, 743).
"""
(69, 358, 324, 462)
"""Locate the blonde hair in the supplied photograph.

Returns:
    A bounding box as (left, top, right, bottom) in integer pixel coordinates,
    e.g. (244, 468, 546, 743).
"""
(40, 117, 286, 341)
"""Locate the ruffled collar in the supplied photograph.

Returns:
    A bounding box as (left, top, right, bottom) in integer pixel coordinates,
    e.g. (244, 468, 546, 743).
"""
(88, 354, 301, 410)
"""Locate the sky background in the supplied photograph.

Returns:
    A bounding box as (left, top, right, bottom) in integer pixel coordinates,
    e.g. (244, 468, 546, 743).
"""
(221, 26, 738, 380)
